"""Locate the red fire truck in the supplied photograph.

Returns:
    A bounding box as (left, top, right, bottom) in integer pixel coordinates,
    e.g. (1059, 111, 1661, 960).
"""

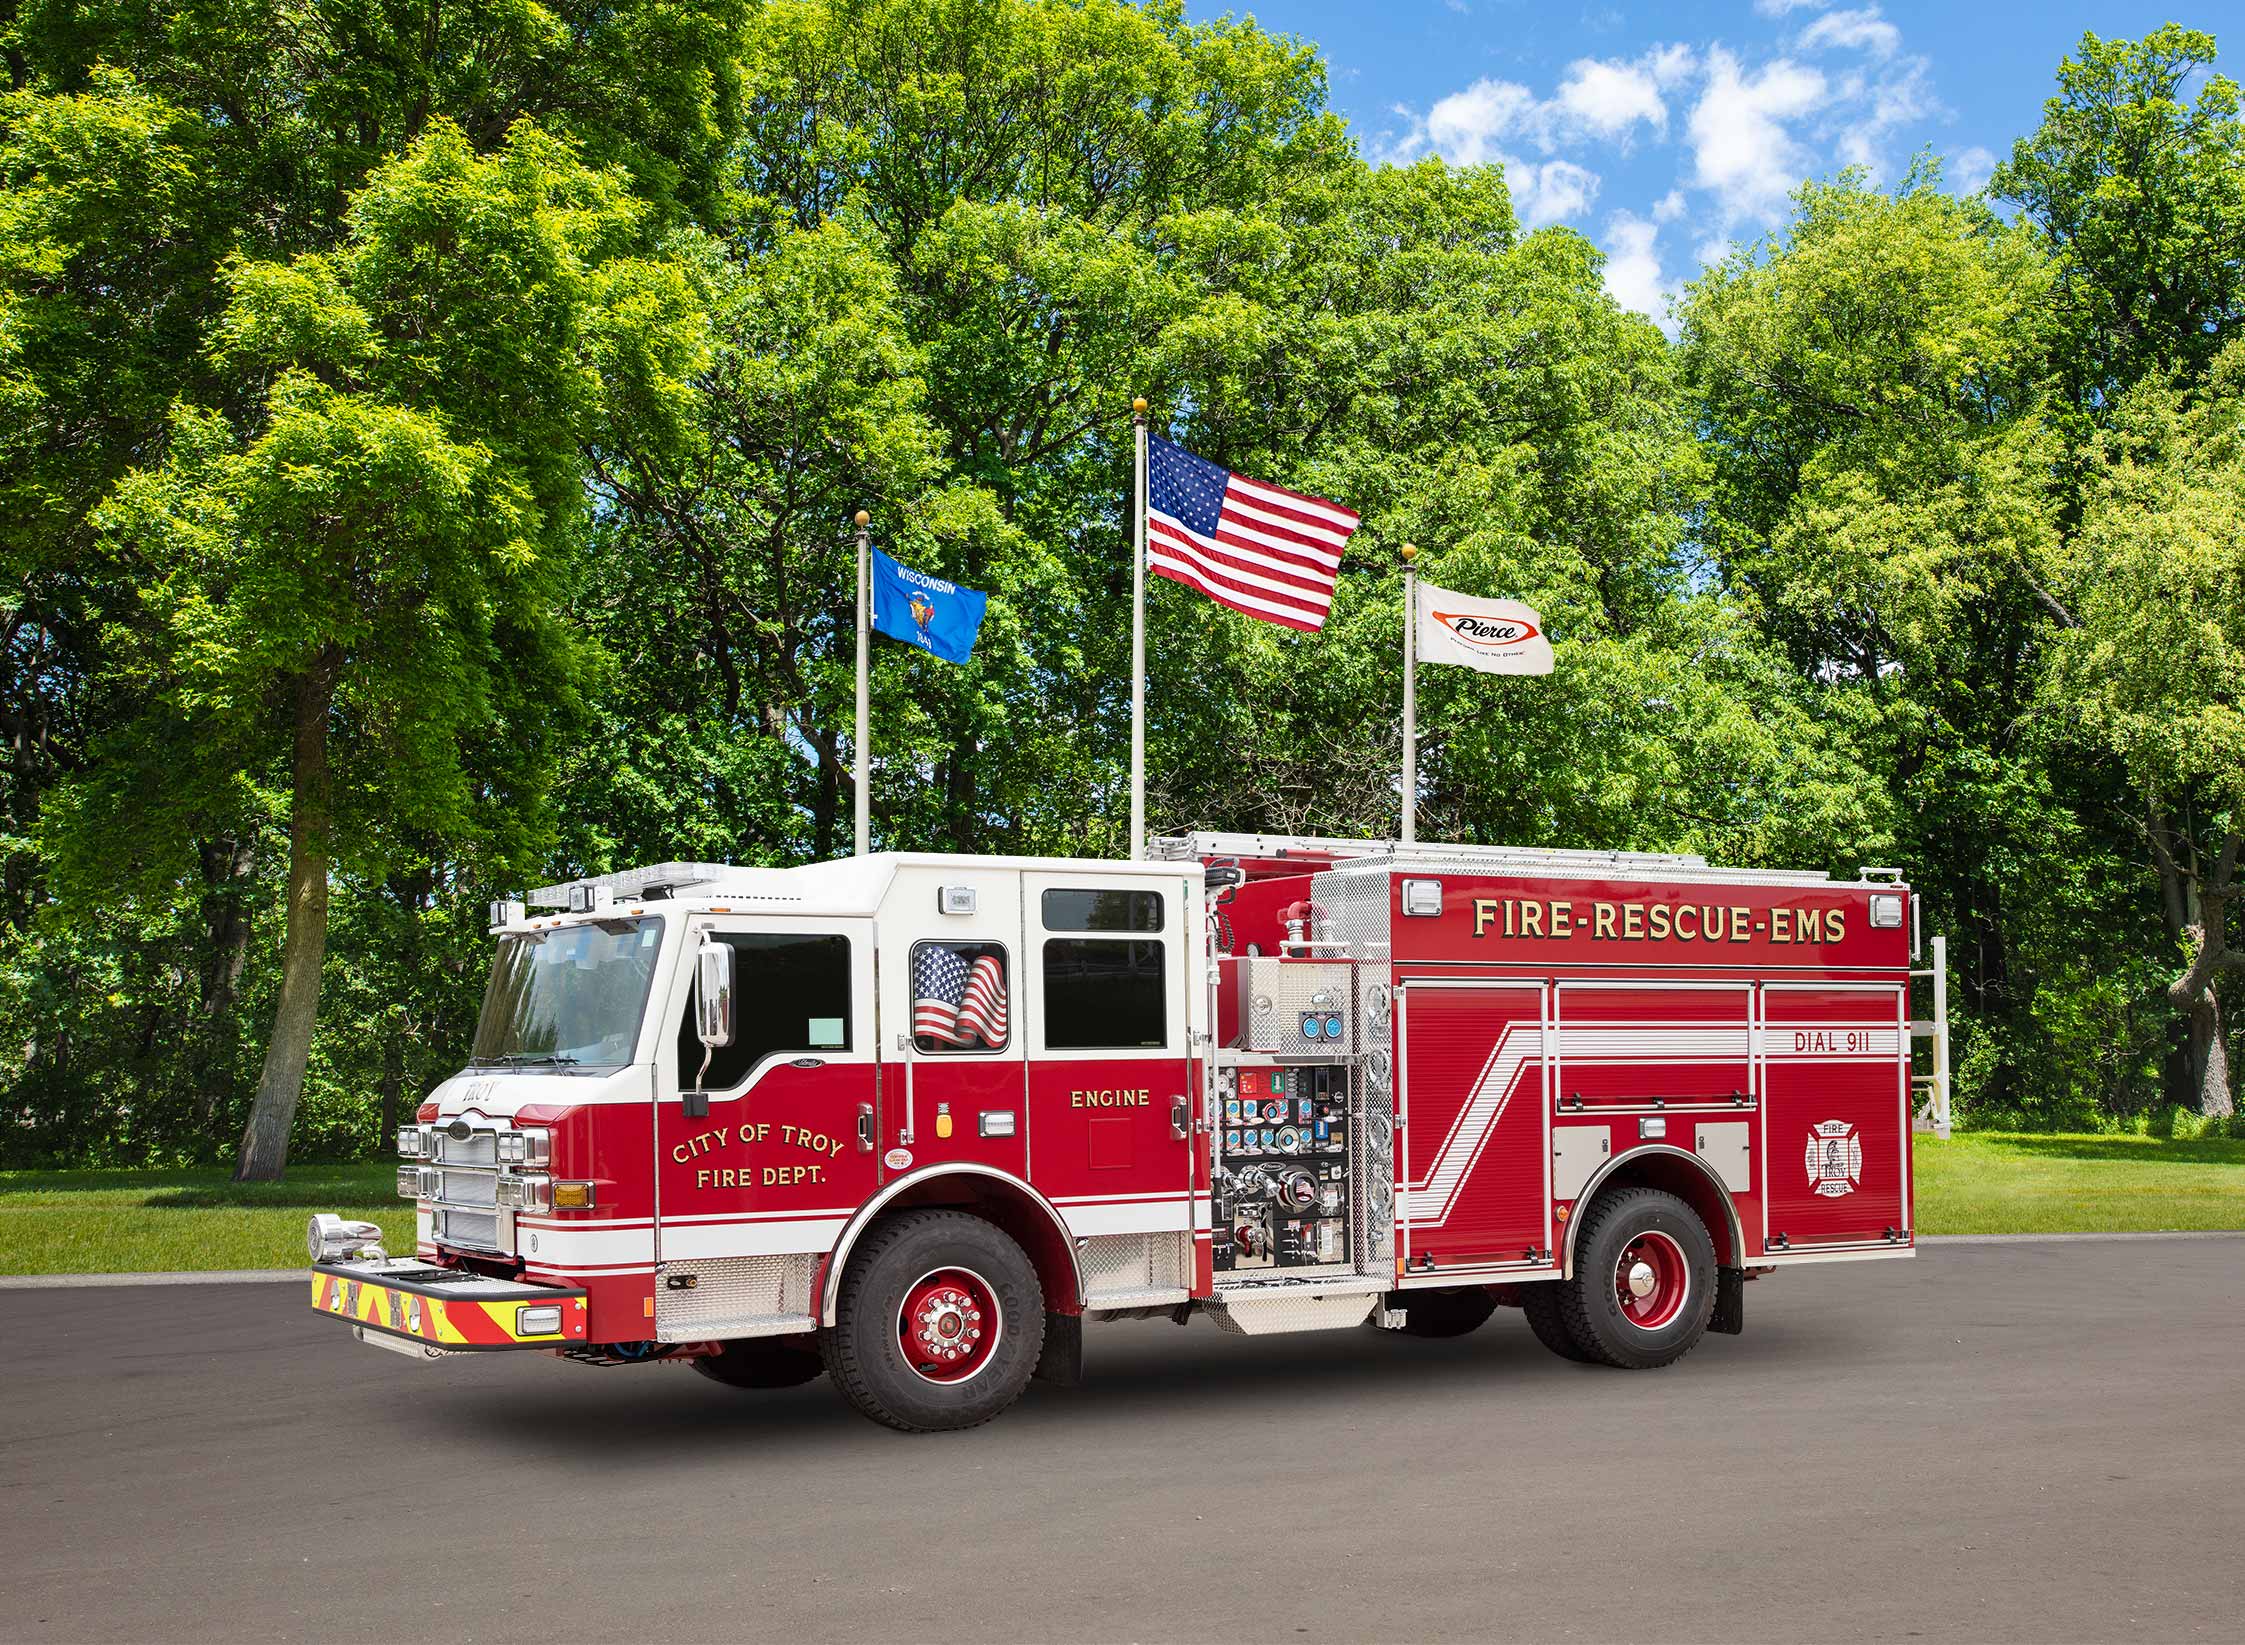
(309, 832, 1943, 1432)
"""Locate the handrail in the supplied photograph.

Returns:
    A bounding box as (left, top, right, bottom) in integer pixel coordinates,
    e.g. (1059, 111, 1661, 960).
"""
(1909, 933, 1951, 1139)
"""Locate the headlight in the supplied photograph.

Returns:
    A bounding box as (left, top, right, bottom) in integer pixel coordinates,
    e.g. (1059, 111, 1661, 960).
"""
(396, 1125, 425, 1158)
(396, 1165, 427, 1200)
(497, 1128, 550, 1166)
(495, 1174, 552, 1212)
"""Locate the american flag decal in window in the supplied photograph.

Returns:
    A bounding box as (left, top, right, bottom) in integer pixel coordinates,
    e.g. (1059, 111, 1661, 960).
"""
(913, 946, 1007, 1048)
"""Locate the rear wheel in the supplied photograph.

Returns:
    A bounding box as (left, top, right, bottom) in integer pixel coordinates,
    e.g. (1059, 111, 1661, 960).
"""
(1392, 1287, 1499, 1338)
(692, 1336, 825, 1389)
(821, 1210, 1044, 1432)
(1555, 1187, 1716, 1370)
(1520, 1282, 1600, 1363)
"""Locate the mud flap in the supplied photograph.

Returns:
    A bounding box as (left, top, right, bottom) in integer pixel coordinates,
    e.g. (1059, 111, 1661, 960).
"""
(1033, 1310, 1083, 1386)
(1710, 1266, 1745, 1336)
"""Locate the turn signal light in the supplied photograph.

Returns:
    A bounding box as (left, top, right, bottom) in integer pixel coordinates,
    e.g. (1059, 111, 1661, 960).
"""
(552, 1180, 596, 1210)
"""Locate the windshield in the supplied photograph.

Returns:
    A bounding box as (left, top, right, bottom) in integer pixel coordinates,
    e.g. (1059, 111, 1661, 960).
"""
(470, 917, 665, 1069)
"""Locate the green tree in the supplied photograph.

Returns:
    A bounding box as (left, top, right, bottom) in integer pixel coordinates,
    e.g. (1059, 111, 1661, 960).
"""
(1677, 172, 2148, 1120)
(2040, 338, 2245, 1116)
(58, 122, 704, 1177)
(1993, 25, 2245, 409)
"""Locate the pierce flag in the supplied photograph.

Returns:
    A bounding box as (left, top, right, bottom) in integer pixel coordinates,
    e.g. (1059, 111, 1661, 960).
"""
(1413, 581, 1554, 675)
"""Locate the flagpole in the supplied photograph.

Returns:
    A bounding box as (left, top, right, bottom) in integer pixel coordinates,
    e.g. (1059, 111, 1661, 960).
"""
(1400, 542, 1418, 845)
(1129, 396, 1148, 861)
(854, 509, 871, 857)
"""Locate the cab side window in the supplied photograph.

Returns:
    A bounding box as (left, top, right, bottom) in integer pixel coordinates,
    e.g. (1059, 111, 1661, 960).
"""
(911, 941, 1010, 1053)
(1041, 888, 1164, 932)
(1041, 938, 1166, 1049)
(677, 932, 851, 1091)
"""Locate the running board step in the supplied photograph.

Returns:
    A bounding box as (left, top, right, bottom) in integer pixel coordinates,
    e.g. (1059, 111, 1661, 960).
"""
(1203, 1284, 1384, 1336)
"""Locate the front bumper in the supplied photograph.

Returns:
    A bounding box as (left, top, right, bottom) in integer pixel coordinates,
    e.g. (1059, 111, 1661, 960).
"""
(312, 1258, 588, 1352)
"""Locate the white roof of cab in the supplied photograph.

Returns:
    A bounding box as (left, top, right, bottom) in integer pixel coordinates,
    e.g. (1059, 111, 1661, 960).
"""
(529, 851, 1198, 918)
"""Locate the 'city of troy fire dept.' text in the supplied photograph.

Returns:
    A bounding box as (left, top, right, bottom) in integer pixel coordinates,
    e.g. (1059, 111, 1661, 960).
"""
(673, 1121, 845, 1188)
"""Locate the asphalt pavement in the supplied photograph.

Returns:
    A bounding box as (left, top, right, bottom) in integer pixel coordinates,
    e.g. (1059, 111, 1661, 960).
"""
(3, 1238, 2240, 1643)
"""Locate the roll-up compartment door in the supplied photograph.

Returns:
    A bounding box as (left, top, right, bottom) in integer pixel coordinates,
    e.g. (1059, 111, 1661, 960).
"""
(1760, 985, 1910, 1248)
(1553, 982, 1753, 1109)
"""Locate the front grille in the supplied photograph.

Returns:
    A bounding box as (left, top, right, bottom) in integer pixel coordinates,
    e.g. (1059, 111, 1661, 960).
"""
(435, 1208, 502, 1251)
(430, 1130, 496, 1166)
(436, 1169, 497, 1207)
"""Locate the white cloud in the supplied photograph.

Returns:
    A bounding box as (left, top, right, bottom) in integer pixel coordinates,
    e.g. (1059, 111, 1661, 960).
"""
(1415, 76, 1543, 166)
(1951, 145, 1997, 195)
(1687, 49, 1829, 228)
(1375, 79, 1603, 224)
(1798, 7, 1900, 59)
(1389, 44, 1699, 168)
(1377, 11, 1951, 262)
(1833, 55, 1936, 176)
(1513, 159, 1601, 225)
(1556, 58, 1670, 141)
(1602, 212, 1672, 329)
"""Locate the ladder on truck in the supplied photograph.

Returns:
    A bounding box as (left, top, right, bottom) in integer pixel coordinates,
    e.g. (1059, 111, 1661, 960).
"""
(1911, 933, 1952, 1139)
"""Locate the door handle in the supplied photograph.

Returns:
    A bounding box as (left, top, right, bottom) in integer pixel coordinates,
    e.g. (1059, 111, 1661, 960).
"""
(857, 1103, 874, 1152)
(1170, 1099, 1189, 1140)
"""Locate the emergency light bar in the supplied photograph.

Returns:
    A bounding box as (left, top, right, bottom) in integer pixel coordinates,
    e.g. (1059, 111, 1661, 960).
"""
(527, 861, 735, 910)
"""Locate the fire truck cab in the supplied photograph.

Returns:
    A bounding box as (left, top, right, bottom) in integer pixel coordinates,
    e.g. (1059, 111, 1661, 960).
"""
(310, 833, 1935, 1432)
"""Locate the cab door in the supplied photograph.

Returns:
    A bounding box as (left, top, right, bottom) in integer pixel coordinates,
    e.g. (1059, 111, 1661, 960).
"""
(889, 869, 1027, 1182)
(654, 917, 879, 1261)
(1022, 874, 1194, 1236)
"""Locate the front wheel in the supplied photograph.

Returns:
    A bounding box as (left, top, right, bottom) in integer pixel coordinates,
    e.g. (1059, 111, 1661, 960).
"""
(821, 1210, 1045, 1432)
(1555, 1188, 1716, 1370)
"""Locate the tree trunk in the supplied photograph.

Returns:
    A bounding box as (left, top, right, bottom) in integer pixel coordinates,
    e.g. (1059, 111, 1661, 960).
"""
(810, 721, 840, 860)
(234, 663, 337, 1182)
(377, 1015, 405, 1156)
(192, 835, 256, 1131)
(2190, 991, 2233, 1120)
(2161, 826, 2238, 1122)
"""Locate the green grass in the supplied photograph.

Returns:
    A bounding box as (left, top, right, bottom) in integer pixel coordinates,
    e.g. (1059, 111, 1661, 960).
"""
(1914, 1131, 2245, 1234)
(1, 1133, 2238, 1275)
(0, 1161, 410, 1275)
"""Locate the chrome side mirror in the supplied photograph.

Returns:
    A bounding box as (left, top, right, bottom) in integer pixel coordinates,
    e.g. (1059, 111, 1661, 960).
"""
(695, 940, 735, 1049)
(686, 940, 733, 1118)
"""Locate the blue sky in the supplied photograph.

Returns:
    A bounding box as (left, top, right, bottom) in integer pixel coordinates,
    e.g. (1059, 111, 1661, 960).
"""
(1186, 2, 2213, 325)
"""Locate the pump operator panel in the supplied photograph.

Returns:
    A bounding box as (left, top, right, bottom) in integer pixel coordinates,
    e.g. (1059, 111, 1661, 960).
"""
(1213, 1067, 1351, 1273)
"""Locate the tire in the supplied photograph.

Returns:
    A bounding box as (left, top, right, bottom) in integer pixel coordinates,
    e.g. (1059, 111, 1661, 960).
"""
(820, 1210, 1045, 1433)
(1519, 1282, 1601, 1363)
(1392, 1287, 1498, 1339)
(691, 1335, 825, 1389)
(1555, 1187, 1717, 1370)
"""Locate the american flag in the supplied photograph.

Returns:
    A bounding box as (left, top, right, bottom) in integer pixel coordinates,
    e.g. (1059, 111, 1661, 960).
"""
(913, 945, 1008, 1048)
(1146, 435, 1360, 632)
